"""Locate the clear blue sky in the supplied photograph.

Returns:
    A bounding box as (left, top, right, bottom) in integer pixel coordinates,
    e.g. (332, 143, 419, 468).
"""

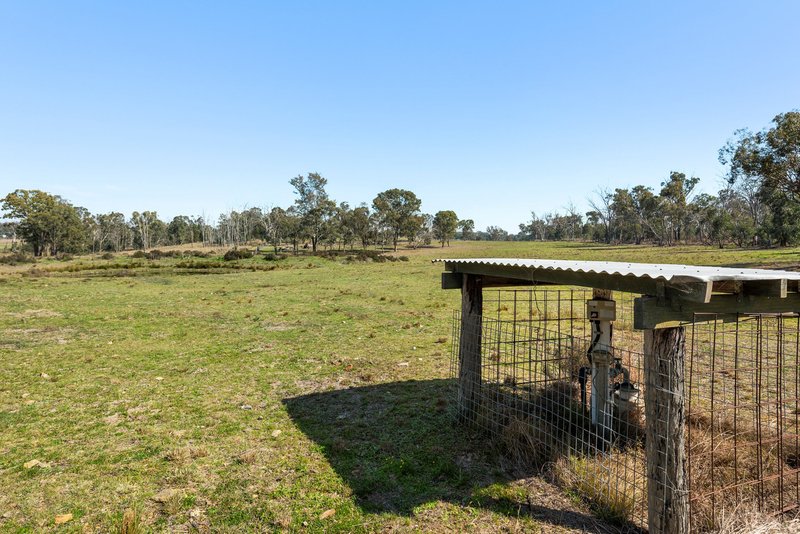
(1, 1, 798, 231)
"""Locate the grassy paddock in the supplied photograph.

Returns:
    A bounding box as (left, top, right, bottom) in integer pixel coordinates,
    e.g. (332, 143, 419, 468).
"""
(1, 241, 799, 532)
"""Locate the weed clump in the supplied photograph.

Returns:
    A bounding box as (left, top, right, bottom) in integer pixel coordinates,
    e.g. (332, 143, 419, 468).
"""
(555, 453, 641, 524)
(263, 252, 288, 261)
(145, 249, 185, 259)
(0, 252, 36, 265)
(223, 248, 253, 261)
(119, 507, 142, 534)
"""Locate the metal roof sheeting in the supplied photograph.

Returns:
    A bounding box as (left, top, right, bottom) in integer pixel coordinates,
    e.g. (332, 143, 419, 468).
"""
(435, 258, 800, 284)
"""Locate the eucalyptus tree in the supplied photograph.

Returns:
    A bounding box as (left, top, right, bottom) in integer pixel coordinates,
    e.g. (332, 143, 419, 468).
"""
(659, 172, 700, 244)
(167, 216, 194, 245)
(432, 210, 459, 247)
(1, 189, 88, 256)
(372, 188, 422, 251)
(519, 212, 545, 241)
(290, 173, 336, 252)
(587, 187, 615, 244)
(350, 205, 372, 248)
(96, 212, 131, 251)
(263, 207, 288, 252)
(485, 226, 508, 241)
(457, 219, 475, 240)
(720, 112, 800, 245)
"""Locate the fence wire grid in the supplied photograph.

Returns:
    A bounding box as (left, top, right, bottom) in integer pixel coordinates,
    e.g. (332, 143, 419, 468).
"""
(450, 288, 800, 532)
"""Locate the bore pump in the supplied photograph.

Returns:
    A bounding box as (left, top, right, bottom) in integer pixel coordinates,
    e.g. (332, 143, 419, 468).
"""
(578, 298, 639, 445)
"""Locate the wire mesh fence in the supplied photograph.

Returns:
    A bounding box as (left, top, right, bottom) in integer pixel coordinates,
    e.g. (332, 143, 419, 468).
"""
(450, 288, 800, 532)
(687, 313, 800, 531)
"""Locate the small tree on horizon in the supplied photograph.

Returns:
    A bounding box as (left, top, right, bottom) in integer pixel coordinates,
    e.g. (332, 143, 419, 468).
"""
(372, 188, 422, 251)
(432, 210, 458, 247)
(289, 173, 336, 252)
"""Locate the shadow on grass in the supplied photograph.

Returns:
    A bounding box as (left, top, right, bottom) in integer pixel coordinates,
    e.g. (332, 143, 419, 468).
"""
(283, 378, 624, 532)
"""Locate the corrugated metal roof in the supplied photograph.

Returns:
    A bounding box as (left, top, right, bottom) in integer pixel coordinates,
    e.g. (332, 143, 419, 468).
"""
(435, 258, 800, 283)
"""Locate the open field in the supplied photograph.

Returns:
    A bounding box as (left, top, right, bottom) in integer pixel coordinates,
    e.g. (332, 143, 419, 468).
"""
(2, 241, 800, 532)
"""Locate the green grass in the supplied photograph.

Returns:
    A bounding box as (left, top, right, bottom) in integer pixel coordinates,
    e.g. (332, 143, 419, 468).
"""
(2, 241, 800, 532)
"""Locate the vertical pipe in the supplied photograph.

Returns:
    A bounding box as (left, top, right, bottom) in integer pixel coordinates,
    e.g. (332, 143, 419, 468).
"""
(589, 290, 614, 446)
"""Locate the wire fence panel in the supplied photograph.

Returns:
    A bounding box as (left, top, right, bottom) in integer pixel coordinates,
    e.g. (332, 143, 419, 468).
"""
(687, 313, 800, 531)
(452, 289, 648, 528)
(450, 288, 800, 532)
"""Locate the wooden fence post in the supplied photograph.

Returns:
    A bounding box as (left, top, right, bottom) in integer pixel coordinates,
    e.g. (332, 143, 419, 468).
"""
(457, 274, 482, 425)
(644, 327, 689, 534)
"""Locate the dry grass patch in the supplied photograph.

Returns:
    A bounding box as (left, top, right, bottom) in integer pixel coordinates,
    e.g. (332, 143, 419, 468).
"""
(165, 445, 209, 464)
(717, 505, 800, 534)
(554, 451, 644, 525)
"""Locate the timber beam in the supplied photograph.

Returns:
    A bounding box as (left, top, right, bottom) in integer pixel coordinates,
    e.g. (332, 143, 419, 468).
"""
(634, 293, 800, 330)
(442, 272, 543, 290)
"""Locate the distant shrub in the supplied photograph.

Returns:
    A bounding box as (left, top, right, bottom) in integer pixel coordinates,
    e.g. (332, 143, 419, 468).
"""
(398, 256, 410, 262)
(131, 250, 146, 258)
(263, 252, 288, 261)
(56, 253, 74, 261)
(147, 249, 176, 260)
(0, 252, 36, 265)
(354, 250, 384, 262)
(101, 252, 115, 260)
(223, 248, 253, 261)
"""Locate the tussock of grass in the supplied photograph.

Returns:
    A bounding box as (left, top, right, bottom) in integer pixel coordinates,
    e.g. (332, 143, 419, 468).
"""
(554, 452, 644, 525)
(717, 504, 800, 533)
(165, 445, 209, 464)
(119, 508, 143, 534)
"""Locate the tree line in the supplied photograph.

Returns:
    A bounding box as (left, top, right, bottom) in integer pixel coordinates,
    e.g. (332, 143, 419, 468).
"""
(3, 110, 797, 255)
(1, 174, 469, 256)
(518, 111, 800, 247)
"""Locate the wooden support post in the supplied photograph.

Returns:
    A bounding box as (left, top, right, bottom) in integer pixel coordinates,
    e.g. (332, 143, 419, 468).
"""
(644, 327, 689, 534)
(457, 274, 483, 425)
(593, 288, 613, 301)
